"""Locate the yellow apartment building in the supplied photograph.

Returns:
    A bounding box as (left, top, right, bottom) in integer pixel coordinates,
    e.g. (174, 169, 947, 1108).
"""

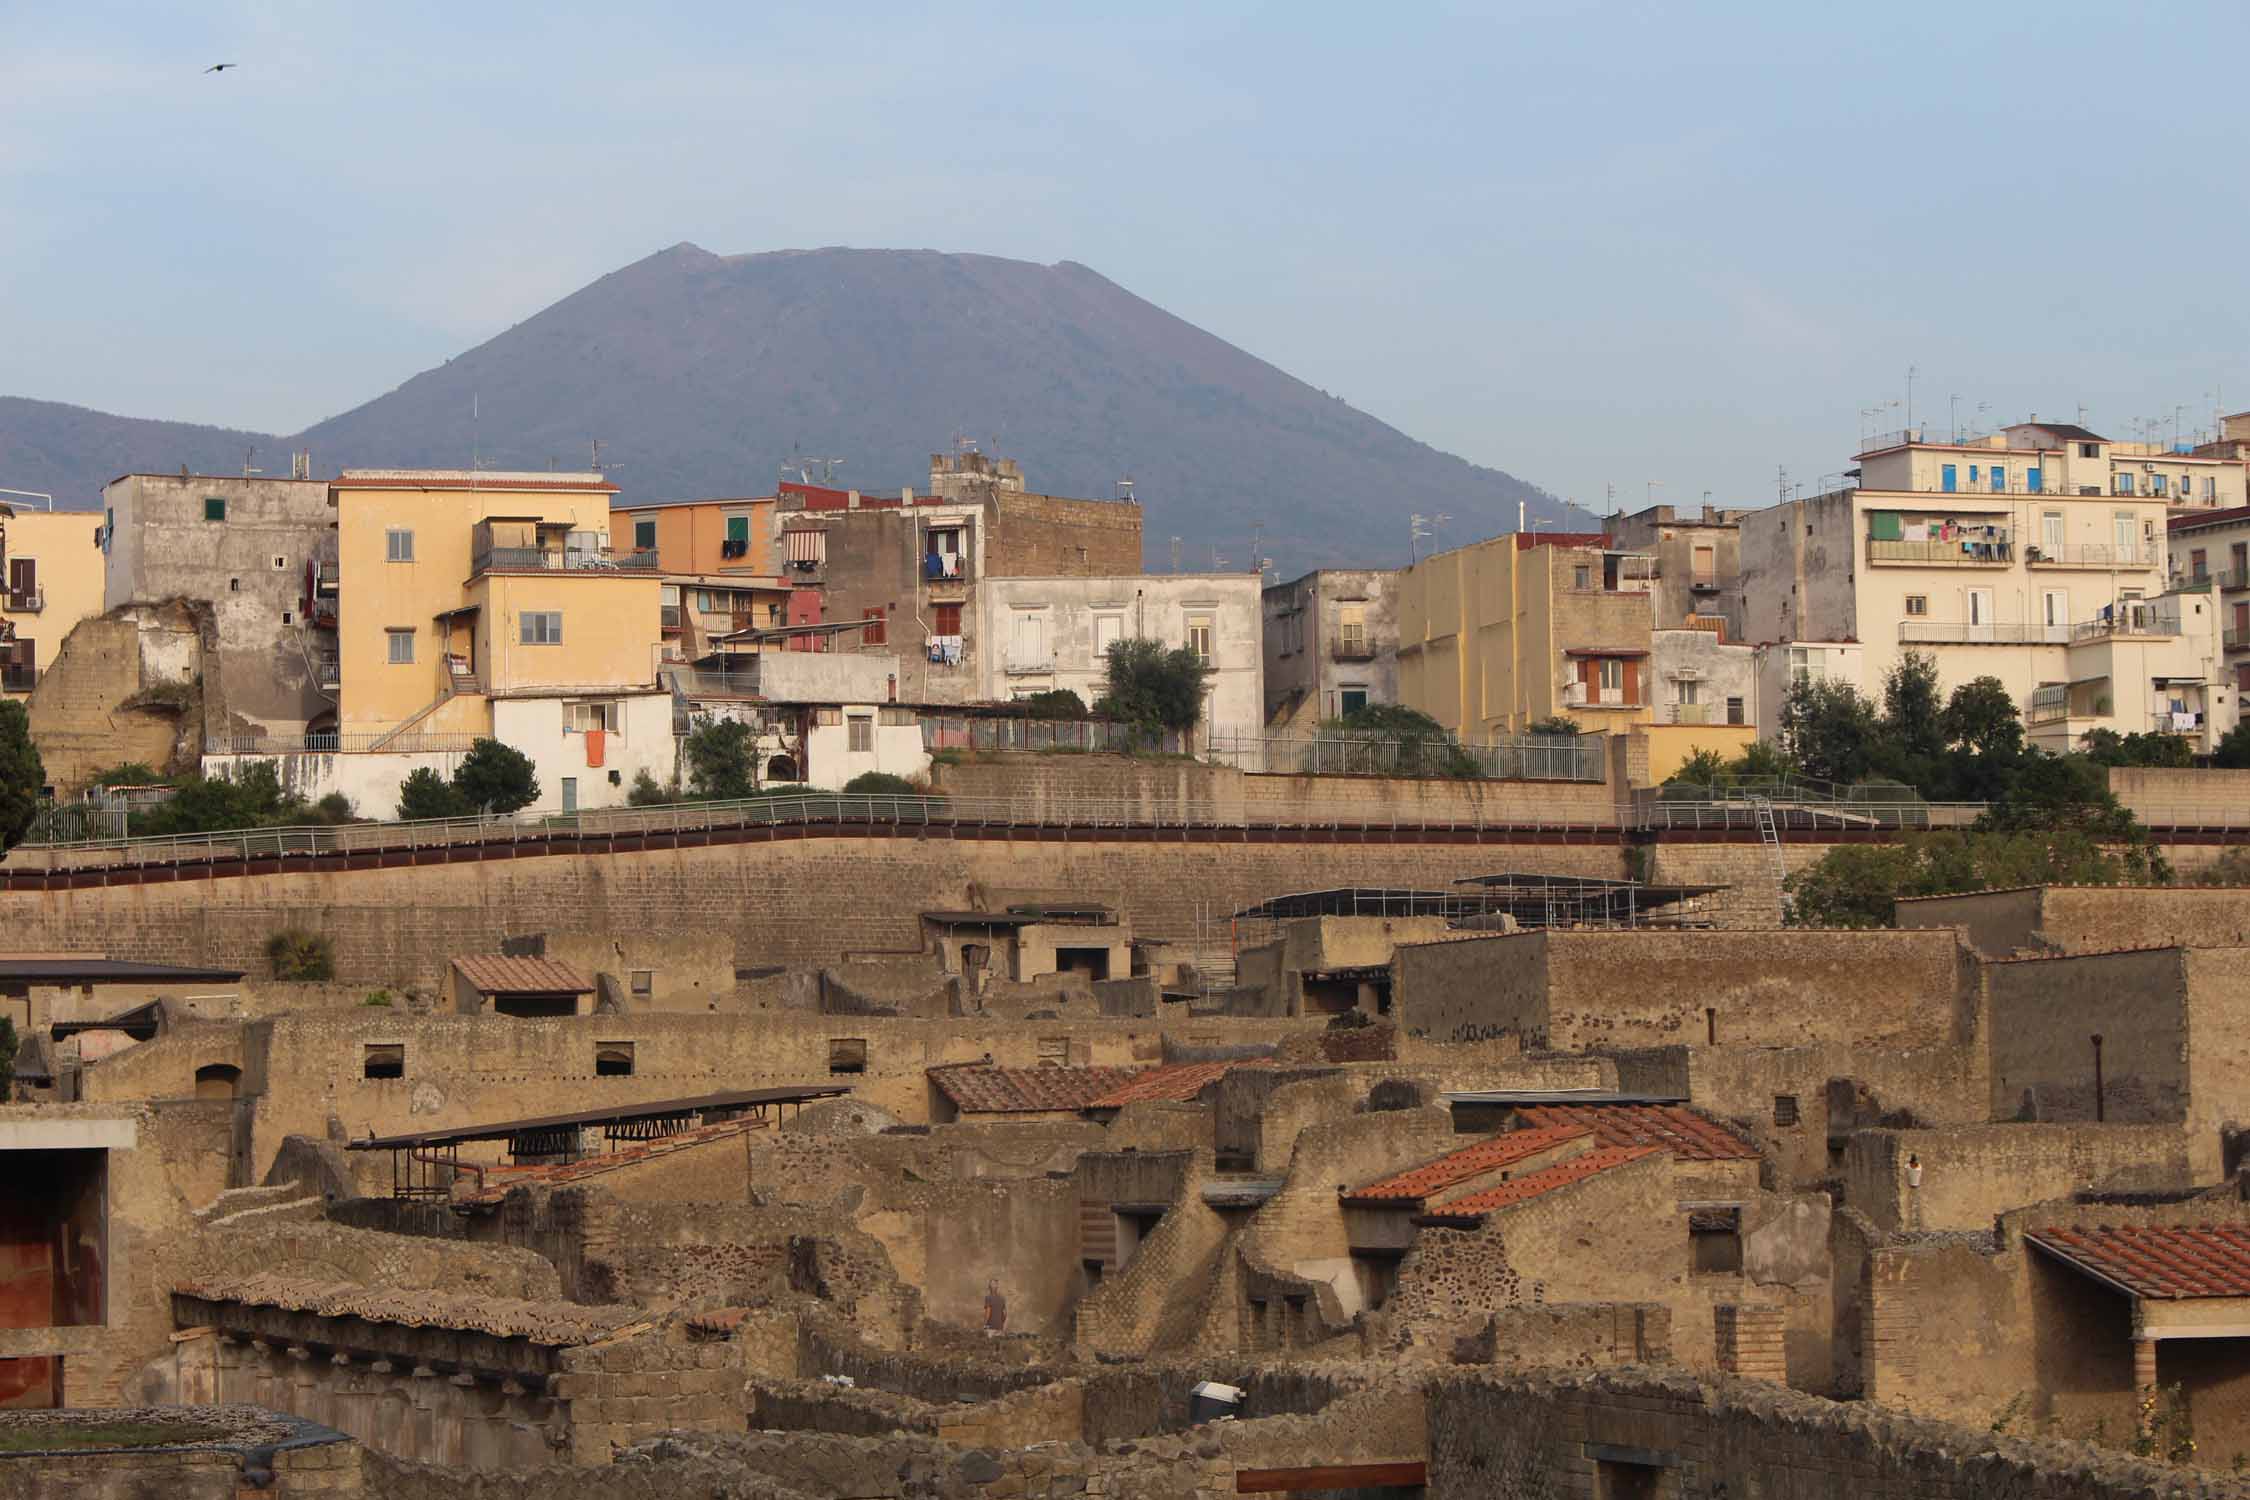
(0, 502, 107, 699)
(332, 471, 661, 739)
(608, 496, 791, 661)
(1398, 532, 1656, 737)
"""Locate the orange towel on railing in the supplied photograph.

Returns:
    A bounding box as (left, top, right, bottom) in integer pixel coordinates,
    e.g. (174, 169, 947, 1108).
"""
(585, 729, 605, 768)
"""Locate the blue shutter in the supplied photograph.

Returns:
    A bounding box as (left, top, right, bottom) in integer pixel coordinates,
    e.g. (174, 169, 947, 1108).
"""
(1941, 464, 1957, 493)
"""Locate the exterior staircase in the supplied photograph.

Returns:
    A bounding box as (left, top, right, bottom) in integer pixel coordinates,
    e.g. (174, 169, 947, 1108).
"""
(193, 1181, 324, 1229)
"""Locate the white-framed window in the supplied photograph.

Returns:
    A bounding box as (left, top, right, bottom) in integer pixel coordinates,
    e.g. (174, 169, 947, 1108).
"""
(571, 701, 620, 735)
(1339, 603, 1367, 654)
(1093, 613, 1123, 661)
(1904, 595, 1928, 616)
(385, 528, 415, 563)
(386, 628, 415, 665)
(1598, 659, 1624, 692)
(1186, 613, 1214, 662)
(847, 714, 873, 753)
(1789, 646, 1821, 685)
(521, 611, 563, 645)
(1677, 678, 1700, 705)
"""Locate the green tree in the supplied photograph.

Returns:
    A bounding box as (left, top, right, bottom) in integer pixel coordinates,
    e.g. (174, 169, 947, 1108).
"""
(1728, 740, 1797, 782)
(1328, 702, 1478, 777)
(2213, 721, 2250, 770)
(843, 771, 920, 795)
(0, 701, 43, 853)
(396, 767, 472, 821)
(1787, 829, 2135, 928)
(2079, 728, 2196, 768)
(1784, 843, 1923, 928)
(1778, 677, 1881, 785)
(1017, 689, 1088, 721)
(452, 738, 540, 814)
(83, 762, 163, 788)
(0, 1015, 17, 1103)
(136, 763, 302, 836)
(1094, 638, 1211, 736)
(1881, 650, 1946, 768)
(683, 717, 759, 800)
(1940, 676, 2025, 762)
(1666, 748, 1732, 790)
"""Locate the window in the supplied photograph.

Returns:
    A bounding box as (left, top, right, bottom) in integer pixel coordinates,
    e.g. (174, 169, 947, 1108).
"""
(861, 607, 887, 646)
(1988, 466, 2006, 493)
(572, 701, 620, 734)
(1339, 687, 1369, 716)
(629, 969, 654, 998)
(879, 705, 916, 726)
(2116, 473, 2136, 496)
(1677, 678, 1699, 705)
(385, 528, 414, 563)
(521, 611, 563, 645)
(1726, 695, 1745, 726)
(204, 496, 227, 522)
(934, 601, 963, 635)
(229, 578, 240, 593)
(1599, 658, 1624, 693)
(1339, 603, 1368, 654)
(362, 1044, 404, 1080)
(726, 515, 750, 544)
(2041, 511, 2064, 555)
(386, 629, 415, 665)
(1773, 1094, 1800, 1126)
(1037, 1036, 1071, 1067)
(1573, 564, 1593, 589)
(1186, 613, 1214, 662)
(1940, 463, 1957, 493)
(595, 1043, 635, 1077)
(1691, 544, 1716, 582)
(2151, 474, 2169, 498)
(828, 1038, 867, 1075)
(696, 590, 715, 612)
(2080, 442, 2100, 459)
(1093, 613, 1122, 660)
(2026, 467, 2043, 494)
(273, 555, 287, 570)
(1904, 594, 1927, 616)
(2192, 549, 2210, 580)
(634, 519, 656, 551)
(848, 714, 873, 753)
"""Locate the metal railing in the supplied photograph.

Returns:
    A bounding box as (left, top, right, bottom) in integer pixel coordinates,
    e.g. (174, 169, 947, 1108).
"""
(2028, 544, 2153, 568)
(1329, 640, 1377, 662)
(1203, 730, 1606, 782)
(3, 588, 43, 613)
(2226, 628, 2250, 651)
(666, 665, 763, 698)
(920, 717, 1187, 756)
(1002, 650, 1055, 674)
(0, 666, 33, 694)
(208, 731, 482, 755)
(2173, 568, 2249, 592)
(921, 554, 972, 583)
(471, 546, 659, 575)
(1626, 794, 1986, 832)
(2071, 612, 2179, 643)
(1898, 621, 2058, 645)
(1867, 538, 2014, 565)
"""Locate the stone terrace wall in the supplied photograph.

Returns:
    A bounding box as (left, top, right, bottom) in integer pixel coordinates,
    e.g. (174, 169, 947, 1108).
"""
(1427, 1366, 2250, 1499)
(0, 834, 1623, 986)
(1987, 948, 2189, 1127)
(2110, 766, 2250, 825)
(1398, 927, 1974, 1051)
(1843, 1123, 2201, 1233)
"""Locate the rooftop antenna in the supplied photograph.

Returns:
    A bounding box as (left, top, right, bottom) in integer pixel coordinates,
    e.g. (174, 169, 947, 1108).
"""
(1905, 363, 1919, 438)
(472, 392, 480, 470)
(1408, 512, 1450, 564)
(1169, 536, 1182, 574)
(241, 446, 262, 478)
(1116, 476, 1135, 502)
(1776, 465, 1790, 505)
(807, 456, 845, 484)
(590, 439, 605, 473)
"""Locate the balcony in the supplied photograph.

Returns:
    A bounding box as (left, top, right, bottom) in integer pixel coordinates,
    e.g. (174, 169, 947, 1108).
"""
(1666, 702, 1712, 725)
(1330, 638, 1377, 662)
(922, 553, 973, 585)
(1899, 621, 2062, 645)
(1687, 574, 1729, 594)
(1002, 648, 1054, 675)
(471, 544, 658, 577)
(2226, 628, 2250, 651)
(313, 650, 341, 690)
(2070, 610, 2179, 644)
(660, 604, 683, 635)
(1868, 537, 2014, 566)
(2174, 568, 2250, 592)
(2026, 544, 2153, 569)
(3, 588, 43, 613)
(1, 664, 33, 693)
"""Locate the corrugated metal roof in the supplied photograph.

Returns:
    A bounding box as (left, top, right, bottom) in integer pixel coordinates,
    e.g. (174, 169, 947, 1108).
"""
(449, 955, 596, 995)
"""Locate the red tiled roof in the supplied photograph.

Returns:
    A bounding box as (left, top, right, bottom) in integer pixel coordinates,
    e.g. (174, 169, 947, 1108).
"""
(1514, 1103, 1759, 1163)
(1342, 1124, 1594, 1207)
(450, 955, 595, 995)
(460, 1116, 763, 1205)
(928, 1064, 1145, 1114)
(1086, 1058, 1274, 1109)
(2028, 1224, 2250, 1300)
(1436, 1145, 1661, 1217)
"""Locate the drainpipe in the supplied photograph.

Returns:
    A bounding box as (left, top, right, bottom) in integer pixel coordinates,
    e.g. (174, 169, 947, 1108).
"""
(2091, 1033, 2106, 1123)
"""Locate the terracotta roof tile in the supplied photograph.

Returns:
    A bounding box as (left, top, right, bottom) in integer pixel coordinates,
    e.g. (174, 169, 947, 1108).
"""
(1514, 1102, 1758, 1163)
(1342, 1124, 1594, 1207)
(928, 1064, 1145, 1114)
(1436, 1145, 1662, 1217)
(173, 1273, 637, 1345)
(1086, 1058, 1273, 1109)
(2028, 1224, 2250, 1299)
(450, 955, 595, 995)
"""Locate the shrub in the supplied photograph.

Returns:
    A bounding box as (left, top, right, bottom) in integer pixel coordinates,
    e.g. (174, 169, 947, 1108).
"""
(0, 701, 41, 854)
(453, 738, 540, 814)
(83, 762, 164, 788)
(313, 792, 356, 824)
(265, 929, 335, 981)
(1094, 638, 1211, 734)
(626, 769, 676, 806)
(683, 717, 759, 800)
(396, 768, 472, 821)
(362, 990, 394, 1007)
(1018, 689, 1088, 721)
(843, 771, 920, 796)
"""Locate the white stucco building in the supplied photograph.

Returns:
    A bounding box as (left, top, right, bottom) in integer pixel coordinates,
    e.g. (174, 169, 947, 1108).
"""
(973, 573, 1266, 747)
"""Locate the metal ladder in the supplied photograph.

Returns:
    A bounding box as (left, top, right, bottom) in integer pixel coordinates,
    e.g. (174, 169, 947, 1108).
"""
(1751, 796, 1789, 923)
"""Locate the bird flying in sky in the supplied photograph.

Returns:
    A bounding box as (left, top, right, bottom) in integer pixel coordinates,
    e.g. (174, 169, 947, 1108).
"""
(203, 63, 235, 74)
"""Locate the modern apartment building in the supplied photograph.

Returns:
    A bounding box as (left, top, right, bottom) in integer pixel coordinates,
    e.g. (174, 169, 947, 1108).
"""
(1739, 425, 2233, 751)
(607, 494, 790, 662)
(1397, 533, 1656, 738)
(974, 572, 1265, 747)
(1261, 568, 1399, 731)
(0, 502, 104, 700)
(1604, 503, 1747, 638)
(2169, 505, 2250, 728)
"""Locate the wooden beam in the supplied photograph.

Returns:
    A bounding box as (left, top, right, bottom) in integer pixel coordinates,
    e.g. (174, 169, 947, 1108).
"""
(1236, 1461, 1427, 1493)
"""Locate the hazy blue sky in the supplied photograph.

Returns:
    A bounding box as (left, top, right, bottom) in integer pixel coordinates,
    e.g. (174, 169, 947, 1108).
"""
(5, 1, 2246, 519)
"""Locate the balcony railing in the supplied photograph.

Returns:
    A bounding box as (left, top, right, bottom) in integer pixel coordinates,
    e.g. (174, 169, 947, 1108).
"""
(1687, 574, 1728, 592)
(1868, 537, 2015, 566)
(3, 588, 43, 613)
(1666, 703, 1713, 725)
(1898, 621, 2062, 645)
(2174, 568, 2250, 592)
(1, 665, 33, 693)
(2027, 544, 2153, 568)
(312, 651, 340, 689)
(2071, 612, 2179, 643)
(1330, 639, 1377, 662)
(922, 553, 972, 584)
(470, 546, 659, 576)
(2226, 628, 2250, 651)
(1002, 648, 1055, 674)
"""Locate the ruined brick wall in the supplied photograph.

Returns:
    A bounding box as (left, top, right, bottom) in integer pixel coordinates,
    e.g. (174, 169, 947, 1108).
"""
(0, 1432, 364, 1499)
(1896, 886, 2046, 955)
(0, 834, 1624, 987)
(1426, 1366, 2250, 1500)
(1074, 1152, 1232, 1356)
(556, 1333, 747, 1464)
(1446, 1301, 1673, 1373)
(1642, 839, 1835, 928)
(2041, 886, 2250, 955)
(2186, 949, 2250, 1185)
(1400, 928, 1972, 1051)
(1843, 1123, 2200, 1233)
(986, 491, 1142, 577)
(1988, 948, 2190, 1131)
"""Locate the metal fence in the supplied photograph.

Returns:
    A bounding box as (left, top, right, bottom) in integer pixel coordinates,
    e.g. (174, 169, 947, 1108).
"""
(208, 732, 483, 755)
(1623, 797, 1988, 832)
(1202, 731, 1606, 782)
(919, 717, 1189, 756)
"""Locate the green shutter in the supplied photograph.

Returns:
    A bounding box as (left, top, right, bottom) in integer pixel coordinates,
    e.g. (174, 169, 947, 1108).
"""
(726, 516, 750, 543)
(1869, 511, 1903, 541)
(635, 520, 656, 550)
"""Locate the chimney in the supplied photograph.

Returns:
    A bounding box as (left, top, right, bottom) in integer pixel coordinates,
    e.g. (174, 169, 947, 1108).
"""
(847, 489, 861, 510)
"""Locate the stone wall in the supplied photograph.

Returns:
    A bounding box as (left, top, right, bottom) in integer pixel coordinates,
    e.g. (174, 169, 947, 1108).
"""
(2110, 766, 2250, 826)
(1843, 1124, 2201, 1233)
(0, 833, 1623, 987)
(1397, 927, 1974, 1051)
(1426, 1365, 2250, 1499)
(1903, 885, 2250, 957)
(0, 1423, 363, 1499)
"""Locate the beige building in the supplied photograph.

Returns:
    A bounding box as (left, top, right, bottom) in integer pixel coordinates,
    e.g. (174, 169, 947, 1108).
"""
(0, 502, 105, 700)
(1604, 502, 1747, 638)
(2169, 505, 2250, 731)
(1740, 426, 2232, 751)
(1397, 532, 1655, 736)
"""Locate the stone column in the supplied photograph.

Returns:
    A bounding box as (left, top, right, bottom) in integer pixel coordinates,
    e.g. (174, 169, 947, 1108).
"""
(212, 1334, 248, 1405)
(330, 1352, 374, 1444)
(442, 1371, 478, 1467)
(407, 1365, 441, 1465)
(286, 1344, 319, 1426)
